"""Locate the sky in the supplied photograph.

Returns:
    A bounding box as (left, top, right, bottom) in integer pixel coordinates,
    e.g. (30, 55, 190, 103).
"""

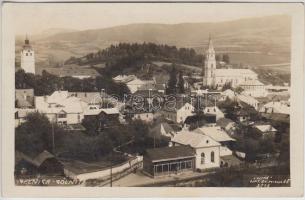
(3, 2, 298, 35)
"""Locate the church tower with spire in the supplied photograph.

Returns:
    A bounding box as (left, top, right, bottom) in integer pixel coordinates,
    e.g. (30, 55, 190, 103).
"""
(20, 35, 35, 74)
(203, 35, 216, 87)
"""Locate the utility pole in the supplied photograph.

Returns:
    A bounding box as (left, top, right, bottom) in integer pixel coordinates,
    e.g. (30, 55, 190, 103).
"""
(52, 122, 55, 154)
(110, 150, 113, 187)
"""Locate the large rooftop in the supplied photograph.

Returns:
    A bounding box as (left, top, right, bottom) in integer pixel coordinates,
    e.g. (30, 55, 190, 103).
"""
(145, 146, 195, 162)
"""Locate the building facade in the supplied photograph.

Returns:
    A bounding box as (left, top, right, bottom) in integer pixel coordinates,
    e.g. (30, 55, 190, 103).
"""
(202, 37, 265, 96)
(171, 131, 221, 169)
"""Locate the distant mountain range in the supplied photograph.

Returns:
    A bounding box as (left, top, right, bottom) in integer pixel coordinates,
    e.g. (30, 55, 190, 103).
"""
(15, 15, 291, 69)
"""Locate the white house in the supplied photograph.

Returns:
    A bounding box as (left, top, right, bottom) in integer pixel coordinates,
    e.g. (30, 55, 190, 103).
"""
(113, 74, 136, 83)
(126, 78, 155, 93)
(220, 89, 236, 101)
(35, 91, 87, 125)
(163, 102, 195, 124)
(203, 106, 225, 121)
(194, 126, 235, 156)
(253, 124, 277, 138)
(15, 108, 36, 127)
(259, 101, 290, 115)
(171, 130, 221, 169)
(240, 79, 267, 97)
(237, 94, 260, 110)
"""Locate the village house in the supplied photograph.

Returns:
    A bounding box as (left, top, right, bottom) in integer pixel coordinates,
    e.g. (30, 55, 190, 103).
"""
(162, 102, 195, 124)
(84, 106, 120, 129)
(237, 94, 260, 110)
(149, 122, 179, 139)
(15, 89, 35, 108)
(126, 77, 155, 93)
(184, 114, 216, 130)
(216, 118, 236, 135)
(113, 74, 137, 83)
(259, 101, 290, 115)
(68, 91, 120, 108)
(236, 109, 251, 123)
(220, 89, 236, 101)
(240, 79, 267, 97)
(132, 111, 156, 123)
(194, 125, 235, 156)
(35, 91, 87, 125)
(203, 106, 225, 121)
(132, 89, 164, 106)
(171, 130, 221, 170)
(143, 146, 196, 177)
(253, 124, 277, 139)
(15, 108, 36, 127)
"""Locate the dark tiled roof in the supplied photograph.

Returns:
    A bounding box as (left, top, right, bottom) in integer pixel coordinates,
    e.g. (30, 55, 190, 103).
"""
(15, 150, 55, 167)
(145, 146, 195, 162)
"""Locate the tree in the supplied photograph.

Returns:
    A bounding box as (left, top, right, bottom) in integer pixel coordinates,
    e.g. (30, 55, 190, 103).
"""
(15, 112, 64, 155)
(222, 82, 232, 91)
(177, 71, 185, 94)
(222, 54, 230, 64)
(234, 86, 244, 94)
(215, 54, 221, 62)
(166, 65, 177, 94)
(81, 116, 101, 136)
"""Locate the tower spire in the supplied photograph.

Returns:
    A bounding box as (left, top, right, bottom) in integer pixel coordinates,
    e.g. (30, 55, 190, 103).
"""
(25, 34, 29, 45)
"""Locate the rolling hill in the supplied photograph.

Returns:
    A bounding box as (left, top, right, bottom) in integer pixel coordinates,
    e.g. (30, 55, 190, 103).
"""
(15, 15, 291, 71)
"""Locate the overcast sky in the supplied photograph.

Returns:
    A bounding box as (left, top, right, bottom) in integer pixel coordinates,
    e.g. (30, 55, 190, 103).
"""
(4, 2, 297, 35)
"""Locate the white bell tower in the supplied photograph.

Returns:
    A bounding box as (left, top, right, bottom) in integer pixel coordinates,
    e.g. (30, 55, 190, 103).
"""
(20, 36, 35, 74)
(203, 35, 216, 87)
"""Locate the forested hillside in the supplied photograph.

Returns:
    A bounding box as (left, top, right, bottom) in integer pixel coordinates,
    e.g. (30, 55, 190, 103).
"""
(64, 43, 209, 77)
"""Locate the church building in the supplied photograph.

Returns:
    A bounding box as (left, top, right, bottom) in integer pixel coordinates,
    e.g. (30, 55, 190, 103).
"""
(20, 36, 35, 74)
(203, 37, 261, 89)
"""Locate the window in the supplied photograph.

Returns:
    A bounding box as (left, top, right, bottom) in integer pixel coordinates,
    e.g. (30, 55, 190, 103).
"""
(30, 53, 32, 56)
(211, 151, 215, 162)
(58, 113, 67, 118)
(26, 53, 28, 56)
(201, 153, 205, 164)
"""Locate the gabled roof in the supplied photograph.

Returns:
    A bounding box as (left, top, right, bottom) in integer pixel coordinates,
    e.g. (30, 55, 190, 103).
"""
(145, 146, 195, 162)
(254, 124, 277, 133)
(172, 130, 220, 148)
(149, 122, 175, 139)
(195, 126, 235, 142)
(101, 108, 119, 115)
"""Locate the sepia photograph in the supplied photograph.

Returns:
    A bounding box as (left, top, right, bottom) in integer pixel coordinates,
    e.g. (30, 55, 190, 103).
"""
(1, 1, 304, 197)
